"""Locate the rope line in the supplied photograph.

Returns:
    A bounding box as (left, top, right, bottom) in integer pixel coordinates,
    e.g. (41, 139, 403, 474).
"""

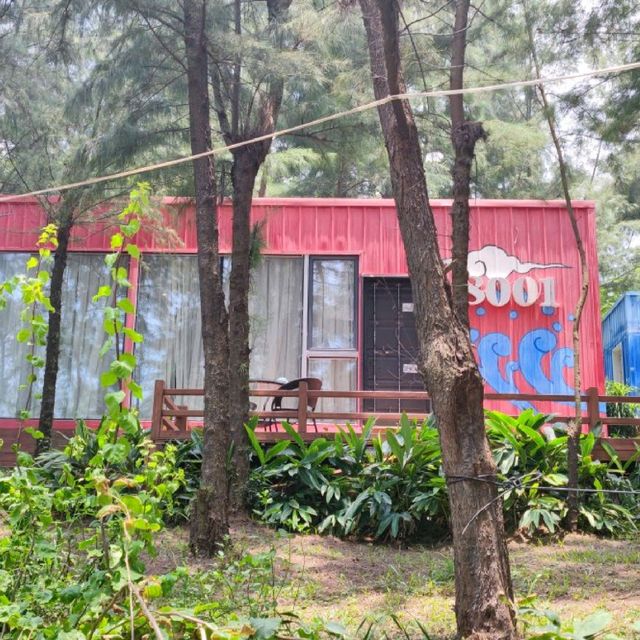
(1, 60, 639, 204)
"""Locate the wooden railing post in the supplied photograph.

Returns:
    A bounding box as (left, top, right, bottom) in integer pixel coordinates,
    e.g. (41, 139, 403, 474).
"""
(176, 405, 188, 432)
(586, 387, 600, 432)
(298, 380, 308, 435)
(150, 380, 165, 440)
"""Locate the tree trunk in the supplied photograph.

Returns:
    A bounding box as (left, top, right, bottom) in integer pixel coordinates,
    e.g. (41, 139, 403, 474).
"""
(36, 209, 73, 454)
(228, 149, 262, 509)
(218, 0, 292, 510)
(448, 1, 486, 327)
(358, 2, 516, 638)
(183, 0, 231, 555)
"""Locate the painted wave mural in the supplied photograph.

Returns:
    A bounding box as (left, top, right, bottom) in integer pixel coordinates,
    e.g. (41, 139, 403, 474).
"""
(462, 244, 577, 412)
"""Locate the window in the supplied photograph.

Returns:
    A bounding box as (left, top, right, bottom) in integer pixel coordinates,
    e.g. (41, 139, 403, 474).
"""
(55, 254, 120, 418)
(0, 252, 115, 418)
(135, 255, 304, 417)
(135, 255, 204, 417)
(249, 257, 303, 381)
(309, 258, 356, 350)
(308, 357, 357, 413)
(612, 343, 624, 383)
(0, 253, 35, 417)
(306, 257, 358, 413)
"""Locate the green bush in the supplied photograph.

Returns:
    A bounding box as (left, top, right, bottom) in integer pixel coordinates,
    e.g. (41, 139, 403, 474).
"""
(246, 411, 639, 542)
(605, 380, 640, 438)
(246, 415, 448, 542)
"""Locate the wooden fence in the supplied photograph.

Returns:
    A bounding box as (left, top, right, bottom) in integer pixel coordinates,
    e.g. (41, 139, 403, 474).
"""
(150, 380, 640, 460)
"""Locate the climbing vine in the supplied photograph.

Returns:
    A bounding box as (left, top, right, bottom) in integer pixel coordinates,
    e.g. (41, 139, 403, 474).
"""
(0, 223, 57, 426)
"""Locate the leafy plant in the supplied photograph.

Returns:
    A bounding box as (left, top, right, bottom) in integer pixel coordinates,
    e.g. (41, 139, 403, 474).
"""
(247, 410, 638, 541)
(605, 380, 640, 438)
(518, 599, 614, 640)
(0, 224, 58, 421)
(247, 415, 448, 542)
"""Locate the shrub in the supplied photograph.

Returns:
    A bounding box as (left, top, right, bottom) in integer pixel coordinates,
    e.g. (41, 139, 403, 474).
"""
(247, 415, 448, 542)
(247, 411, 639, 541)
(605, 380, 640, 438)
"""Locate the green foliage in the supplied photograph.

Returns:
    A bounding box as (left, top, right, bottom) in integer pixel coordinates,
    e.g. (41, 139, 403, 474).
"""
(246, 411, 639, 542)
(518, 599, 615, 640)
(246, 415, 449, 542)
(0, 224, 58, 421)
(487, 411, 638, 537)
(604, 380, 640, 438)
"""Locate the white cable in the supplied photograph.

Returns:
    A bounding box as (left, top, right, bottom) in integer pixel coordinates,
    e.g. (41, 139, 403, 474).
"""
(1, 60, 639, 203)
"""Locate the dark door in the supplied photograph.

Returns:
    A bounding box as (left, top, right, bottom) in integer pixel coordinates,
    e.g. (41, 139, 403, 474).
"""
(362, 278, 429, 414)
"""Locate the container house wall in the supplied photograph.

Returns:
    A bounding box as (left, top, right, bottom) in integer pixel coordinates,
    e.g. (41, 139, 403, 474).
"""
(0, 197, 604, 423)
(603, 292, 640, 390)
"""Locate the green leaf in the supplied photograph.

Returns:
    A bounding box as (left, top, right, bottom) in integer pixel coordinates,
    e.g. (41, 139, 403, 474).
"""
(572, 611, 612, 639)
(16, 328, 30, 342)
(121, 494, 143, 516)
(125, 243, 141, 259)
(110, 233, 123, 249)
(543, 473, 568, 487)
(110, 359, 133, 378)
(100, 371, 118, 387)
(128, 379, 143, 400)
(99, 338, 113, 357)
(245, 424, 266, 465)
(105, 390, 126, 412)
(24, 427, 43, 440)
(117, 297, 135, 314)
(123, 327, 143, 343)
(104, 253, 118, 268)
(26, 256, 38, 269)
(248, 617, 282, 640)
(92, 285, 112, 302)
(121, 218, 141, 237)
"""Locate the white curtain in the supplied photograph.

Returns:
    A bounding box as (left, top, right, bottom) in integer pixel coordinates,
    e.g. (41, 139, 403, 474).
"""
(135, 255, 305, 418)
(135, 255, 205, 417)
(308, 358, 357, 413)
(249, 257, 303, 381)
(0, 253, 37, 417)
(0, 252, 114, 418)
(310, 259, 355, 349)
(56, 254, 115, 418)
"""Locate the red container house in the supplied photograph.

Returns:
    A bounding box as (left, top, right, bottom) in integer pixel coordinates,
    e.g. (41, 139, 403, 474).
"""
(0, 197, 604, 438)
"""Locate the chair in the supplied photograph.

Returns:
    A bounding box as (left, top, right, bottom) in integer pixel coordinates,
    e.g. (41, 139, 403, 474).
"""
(267, 377, 322, 432)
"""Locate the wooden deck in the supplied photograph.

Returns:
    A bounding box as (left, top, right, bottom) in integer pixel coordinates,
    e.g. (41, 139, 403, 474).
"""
(1, 382, 638, 465)
(150, 380, 640, 461)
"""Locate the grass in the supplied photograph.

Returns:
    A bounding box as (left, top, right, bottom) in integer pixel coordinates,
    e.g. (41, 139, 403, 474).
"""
(151, 520, 640, 638)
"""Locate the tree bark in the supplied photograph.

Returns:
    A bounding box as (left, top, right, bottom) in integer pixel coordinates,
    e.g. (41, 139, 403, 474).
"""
(227, 148, 264, 508)
(213, 0, 292, 510)
(183, 0, 231, 555)
(35, 207, 73, 454)
(358, 2, 516, 638)
(448, 0, 486, 327)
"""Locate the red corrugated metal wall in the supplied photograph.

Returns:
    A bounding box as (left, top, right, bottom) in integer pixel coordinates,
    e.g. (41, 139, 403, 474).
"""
(0, 196, 604, 413)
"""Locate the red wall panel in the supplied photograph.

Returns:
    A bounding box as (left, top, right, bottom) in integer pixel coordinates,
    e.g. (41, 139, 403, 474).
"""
(0, 196, 604, 408)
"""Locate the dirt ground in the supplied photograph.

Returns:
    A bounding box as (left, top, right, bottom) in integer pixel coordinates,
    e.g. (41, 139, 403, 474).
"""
(153, 520, 640, 638)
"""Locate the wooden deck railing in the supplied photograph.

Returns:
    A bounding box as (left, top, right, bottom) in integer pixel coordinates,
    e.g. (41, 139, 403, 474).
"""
(150, 379, 640, 459)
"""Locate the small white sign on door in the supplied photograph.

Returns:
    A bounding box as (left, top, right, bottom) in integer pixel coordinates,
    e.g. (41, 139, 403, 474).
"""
(403, 363, 418, 374)
(402, 302, 414, 313)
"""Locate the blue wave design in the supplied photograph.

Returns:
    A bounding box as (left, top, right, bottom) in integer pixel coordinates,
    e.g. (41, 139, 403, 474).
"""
(478, 332, 531, 410)
(518, 329, 556, 394)
(518, 329, 575, 397)
(550, 348, 575, 396)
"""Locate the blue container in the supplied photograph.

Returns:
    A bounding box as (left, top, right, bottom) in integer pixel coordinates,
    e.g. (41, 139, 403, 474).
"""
(602, 292, 640, 390)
